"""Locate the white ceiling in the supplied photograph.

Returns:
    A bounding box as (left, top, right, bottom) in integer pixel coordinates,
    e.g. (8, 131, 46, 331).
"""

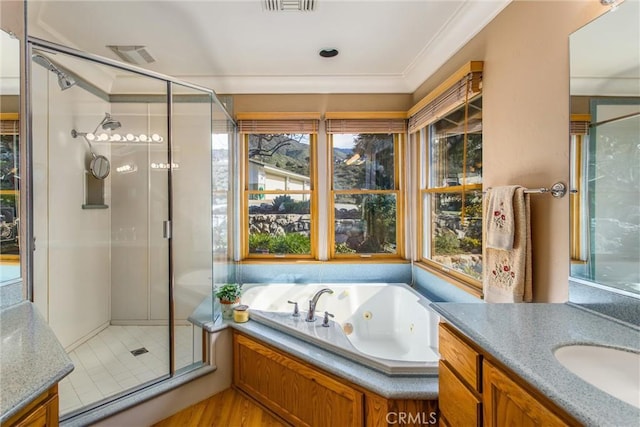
(26, 0, 511, 94)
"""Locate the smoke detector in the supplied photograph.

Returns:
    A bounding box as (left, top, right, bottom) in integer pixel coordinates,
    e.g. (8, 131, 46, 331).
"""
(107, 45, 155, 65)
(263, 0, 316, 11)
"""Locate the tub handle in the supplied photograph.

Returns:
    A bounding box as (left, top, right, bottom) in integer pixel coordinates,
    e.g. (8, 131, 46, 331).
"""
(287, 300, 300, 317)
(322, 311, 335, 327)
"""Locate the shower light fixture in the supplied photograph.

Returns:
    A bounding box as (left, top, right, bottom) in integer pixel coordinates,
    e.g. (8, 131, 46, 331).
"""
(151, 162, 179, 170)
(116, 164, 138, 174)
(82, 132, 164, 143)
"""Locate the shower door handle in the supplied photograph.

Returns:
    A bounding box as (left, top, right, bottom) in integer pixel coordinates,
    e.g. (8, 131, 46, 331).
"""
(163, 220, 172, 239)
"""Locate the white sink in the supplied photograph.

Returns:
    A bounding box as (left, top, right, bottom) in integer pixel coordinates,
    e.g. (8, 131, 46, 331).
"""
(553, 345, 640, 408)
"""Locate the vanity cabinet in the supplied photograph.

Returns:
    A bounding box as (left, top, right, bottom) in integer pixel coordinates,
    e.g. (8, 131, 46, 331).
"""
(233, 331, 439, 427)
(438, 323, 577, 427)
(2, 385, 59, 427)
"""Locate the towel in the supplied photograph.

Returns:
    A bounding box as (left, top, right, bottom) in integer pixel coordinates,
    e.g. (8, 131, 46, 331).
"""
(485, 186, 519, 250)
(483, 187, 532, 303)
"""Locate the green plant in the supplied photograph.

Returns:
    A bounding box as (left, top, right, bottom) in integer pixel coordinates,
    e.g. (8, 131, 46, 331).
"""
(249, 233, 272, 252)
(335, 243, 356, 254)
(215, 283, 241, 302)
(434, 232, 462, 255)
(249, 232, 311, 254)
(270, 233, 310, 254)
(460, 236, 481, 253)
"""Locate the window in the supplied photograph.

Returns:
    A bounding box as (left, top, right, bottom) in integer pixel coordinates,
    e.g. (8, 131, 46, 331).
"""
(239, 115, 318, 258)
(412, 62, 483, 290)
(0, 115, 20, 285)
(327, 116, 406, 258)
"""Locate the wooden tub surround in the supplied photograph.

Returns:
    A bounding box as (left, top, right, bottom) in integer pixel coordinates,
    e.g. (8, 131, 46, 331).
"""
(232, 331, 439, 427)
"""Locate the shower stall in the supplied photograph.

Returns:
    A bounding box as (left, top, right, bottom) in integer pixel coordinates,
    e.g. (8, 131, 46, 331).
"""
(27, 38, 233, 418)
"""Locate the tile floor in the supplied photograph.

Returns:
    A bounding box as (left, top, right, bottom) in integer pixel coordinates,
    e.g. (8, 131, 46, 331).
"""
(59, 325, 197, 415)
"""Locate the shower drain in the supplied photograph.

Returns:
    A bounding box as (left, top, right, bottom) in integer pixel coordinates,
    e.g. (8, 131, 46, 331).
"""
(130, 347, 149, 356)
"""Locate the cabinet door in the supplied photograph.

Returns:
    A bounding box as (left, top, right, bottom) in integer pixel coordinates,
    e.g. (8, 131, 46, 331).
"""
(439, 361, 481, 426)
(483, 361, 568, 427)
(6, 387, 58, 427)
(234, 332, 363, 427)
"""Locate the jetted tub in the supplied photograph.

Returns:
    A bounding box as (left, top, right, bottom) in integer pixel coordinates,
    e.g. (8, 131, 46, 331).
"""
(241, 283, 440, 376)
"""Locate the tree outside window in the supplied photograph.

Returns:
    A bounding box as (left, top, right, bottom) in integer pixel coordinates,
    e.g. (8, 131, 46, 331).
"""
(331, 133, 401, 257)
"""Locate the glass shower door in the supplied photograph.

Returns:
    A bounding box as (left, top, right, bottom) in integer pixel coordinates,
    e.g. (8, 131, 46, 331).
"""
(29, 45, 172, 416)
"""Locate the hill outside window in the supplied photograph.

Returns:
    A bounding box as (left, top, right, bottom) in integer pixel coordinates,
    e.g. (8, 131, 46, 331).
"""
(238, 114, 318, 259)
(410, 62, 483, 292)
(326, 114, 406, 259)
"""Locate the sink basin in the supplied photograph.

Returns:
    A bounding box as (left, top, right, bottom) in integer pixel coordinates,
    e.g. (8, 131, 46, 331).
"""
(554, 345, 640, 408)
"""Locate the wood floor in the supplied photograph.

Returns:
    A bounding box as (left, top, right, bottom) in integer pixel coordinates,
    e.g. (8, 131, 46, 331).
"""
(152, 387, 288, 427)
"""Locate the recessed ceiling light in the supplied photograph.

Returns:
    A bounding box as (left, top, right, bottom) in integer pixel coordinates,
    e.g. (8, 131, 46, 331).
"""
(319, 48, 339, 58)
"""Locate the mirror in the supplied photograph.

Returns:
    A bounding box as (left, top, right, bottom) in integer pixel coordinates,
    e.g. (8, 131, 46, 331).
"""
(569, 0, 640, 297)
(0, 29, 21, 287)
(89, 154, 110, 179)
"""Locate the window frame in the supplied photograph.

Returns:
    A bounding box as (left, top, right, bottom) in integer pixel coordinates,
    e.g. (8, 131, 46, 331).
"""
(411, 63, 484, 295)
(240, 126, 318, 260)
(328, 131, 405, 260)
(569, 114, 590, 264)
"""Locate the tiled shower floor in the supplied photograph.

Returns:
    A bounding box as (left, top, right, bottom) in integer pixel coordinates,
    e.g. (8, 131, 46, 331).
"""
(59, 325, 196, 415)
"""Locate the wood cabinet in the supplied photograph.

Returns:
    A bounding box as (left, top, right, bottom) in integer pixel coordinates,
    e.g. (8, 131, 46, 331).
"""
(233, 331, 439, 427)
(483, 360, 566, 427)
(438, 323, 578, 427)
(2, 385, 59, 427)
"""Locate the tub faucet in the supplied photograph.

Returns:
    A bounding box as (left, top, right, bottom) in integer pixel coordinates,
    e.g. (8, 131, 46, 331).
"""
(306, 288, 334, 322)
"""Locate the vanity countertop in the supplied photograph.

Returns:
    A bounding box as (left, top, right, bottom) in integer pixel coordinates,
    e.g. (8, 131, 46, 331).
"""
(430, 302, 640, 427)
(0, 301, 74, 423)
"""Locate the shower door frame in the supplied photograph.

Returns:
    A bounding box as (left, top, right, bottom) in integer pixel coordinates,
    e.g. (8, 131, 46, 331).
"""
(24, 36, 233, 412)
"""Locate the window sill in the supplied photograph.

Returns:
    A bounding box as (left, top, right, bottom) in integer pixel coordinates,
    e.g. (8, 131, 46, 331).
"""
(414, 261, 483, 299)
(239, 258, 411, 264)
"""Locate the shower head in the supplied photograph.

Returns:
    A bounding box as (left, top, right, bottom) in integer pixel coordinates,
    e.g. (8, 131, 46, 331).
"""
(32, 53, 77, 91)
(98, 113, 122, 131)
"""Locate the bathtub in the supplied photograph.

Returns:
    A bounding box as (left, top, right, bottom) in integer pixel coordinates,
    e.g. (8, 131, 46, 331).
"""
(240, 283, 440, 376)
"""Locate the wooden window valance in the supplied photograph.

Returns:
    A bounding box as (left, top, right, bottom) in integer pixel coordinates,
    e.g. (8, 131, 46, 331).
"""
(237, 113, 320, 134)
(325, 113, 407, 134)
(408, 61, 483, 134)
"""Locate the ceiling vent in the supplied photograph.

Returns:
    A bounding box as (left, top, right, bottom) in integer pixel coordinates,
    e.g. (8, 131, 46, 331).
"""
(263, 0, 316, 11)
(107, 45, 155, 65)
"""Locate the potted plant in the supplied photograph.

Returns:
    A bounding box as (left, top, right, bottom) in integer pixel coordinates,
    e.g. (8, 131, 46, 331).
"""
(215, 283, 241, 319)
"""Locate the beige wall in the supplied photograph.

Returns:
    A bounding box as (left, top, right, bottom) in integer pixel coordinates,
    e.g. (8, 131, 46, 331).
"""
(437, 0, 604, 302)
(231, 93, 413, 114)
(229, 1, 607, 302)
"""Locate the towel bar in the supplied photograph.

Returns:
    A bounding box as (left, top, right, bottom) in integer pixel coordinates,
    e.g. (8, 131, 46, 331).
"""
(485, 182, 567, 198)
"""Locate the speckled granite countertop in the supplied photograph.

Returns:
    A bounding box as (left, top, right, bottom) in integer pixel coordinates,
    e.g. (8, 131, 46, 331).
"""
(430, 303, 640, 427)
(0, 301, 74, 423)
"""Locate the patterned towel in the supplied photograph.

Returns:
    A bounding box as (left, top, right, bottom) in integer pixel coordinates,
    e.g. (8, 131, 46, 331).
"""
(485, 186, 519, 250)
(483, 187, 532, 303)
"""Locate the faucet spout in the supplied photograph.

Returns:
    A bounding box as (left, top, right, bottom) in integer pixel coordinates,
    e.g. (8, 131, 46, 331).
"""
(305, 288, 334, 322)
